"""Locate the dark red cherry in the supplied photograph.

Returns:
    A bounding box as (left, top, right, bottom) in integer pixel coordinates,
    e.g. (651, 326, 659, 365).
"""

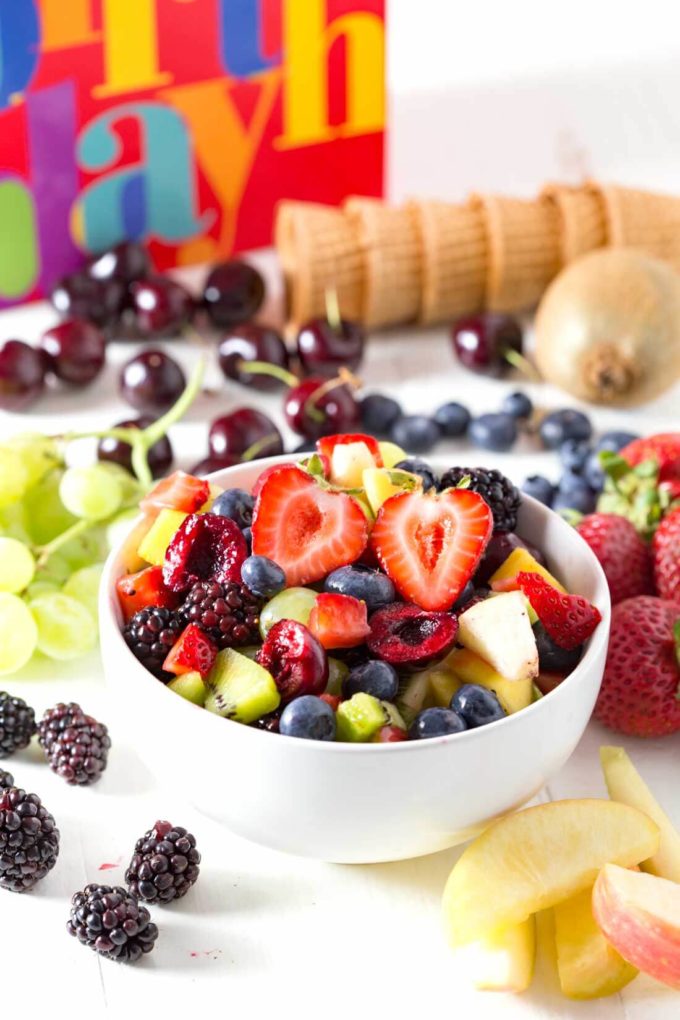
(209, 409, 283, 460)
(189, 454, 241, 476)
(284, 376, 360, 439)
(257, 619, 328, 703)
(296, 317, 365, 377)
(87, 241, 150, 284)
(40, 318, 106, 386)
(0, 339, 46, 411)
(119, 348, 186, 412)
(218, 324, 289, 391)
(50, 271, 125, 328)
(451, 314, 523, 376)
(97, 416, 173, 479)
(128, 276, 194, 338)
(203, 260, 265, 328)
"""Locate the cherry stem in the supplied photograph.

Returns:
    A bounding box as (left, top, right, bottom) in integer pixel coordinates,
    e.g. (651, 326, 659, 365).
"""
(237, 359, 299, 388)
(303, 367, 361, 423)
(503, 347, 542, 382)
(325, 288, 341, 332)
(241, 434, 279, 462)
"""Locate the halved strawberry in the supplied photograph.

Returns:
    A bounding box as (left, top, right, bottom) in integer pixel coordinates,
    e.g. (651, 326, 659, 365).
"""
(251, 464, 369, 586)
(621, 433, 680, 483)
(370, 489, 493, 611)
(308, 593, 371, 650)
(251, 463, 288, 500)
(116, 566, 180, 622)
(317, 433, 383, 466)
(141, 471, 210, 515)
(516, 571, 601, 650)
(163, 624, 218, 679)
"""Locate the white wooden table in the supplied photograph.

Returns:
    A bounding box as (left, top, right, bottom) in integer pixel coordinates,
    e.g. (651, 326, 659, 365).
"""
(0, 294, 678, 1019)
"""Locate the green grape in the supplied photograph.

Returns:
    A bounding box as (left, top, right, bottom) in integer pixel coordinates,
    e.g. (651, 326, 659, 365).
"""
(259, 587, 318, 639)
(37, 552, 72, 586)
(0, 592, 38, 674)
(0, 447, 29, 510)
(59, 527, 108, 572)
(23, 469, 77, 544)
(97, 462, 142, 505)
(326, 657, 350, 696)
(62, 564, 103, 627)
(7, 433, 60, 488)
(0, 537, 35, 593)
(25, 579, 61, 601)
(59, 465, 123, 521)
(29, 592, 96, 660)
(0, 502, 32, 544)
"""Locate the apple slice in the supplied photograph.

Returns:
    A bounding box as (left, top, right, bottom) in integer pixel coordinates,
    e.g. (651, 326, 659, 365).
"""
(443, 799, 659, 945)
(554, 885, 638, 999)
(593, 864, 680, 990)
(457, 591, 538, 682)
(600, 745, 680, 883)
(451, 918, 535, 992)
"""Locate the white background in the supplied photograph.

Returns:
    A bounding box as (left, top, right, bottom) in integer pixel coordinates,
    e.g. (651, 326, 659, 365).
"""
(1, 3, 680, 1017)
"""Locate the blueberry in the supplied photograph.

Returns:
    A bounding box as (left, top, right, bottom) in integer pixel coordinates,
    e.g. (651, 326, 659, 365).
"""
(595, 430, 639, 453)
(360, 393, 403, 435)
(342, 660, 399, 701)
(539, 409, 592, 449)
(241, 555, 285, 598)
(434, 401, 471, 436)
(394, 458, 438, 491)
(390, 415, 441, 454)
(451, 683, 506, 728)
(279, 696, 336, 741)
(408, 707, 467, 740)
(324, 565, 395, 614)
(293, 440, 315, 453)
(501, 391, 533, 419)
(583, 451, 606, 491)
(242, 526, 253, 554)
(559, 439, 591, 473)
(451, 579, 476, 612)
(534, 621, 583, 674)
(469, 413, 517, 452)
(211, 487, 255, 530)
(522, 475, 554, 507)
(552, 480, 596, 515)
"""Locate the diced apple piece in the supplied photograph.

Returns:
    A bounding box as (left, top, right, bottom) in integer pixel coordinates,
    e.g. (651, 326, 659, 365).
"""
(137, 508, 188, 566)
(427, 667, 463, 709)
(600, 745, 680, 883)
(457, 591, 538, 682)
(378, 441, 407, 469)
(593, 864, 680, 991)
(451, 918, 536, 993)
(381, 700, 406, 730)
(330, 441, 377, 489)
(396, 670, 435, 722)
(444, 647, 532, 714)
(490, 548, 566, 594)
(554, 885, 638, 999)
(443, 800, 660, 946)
(362, 468, 420, 515)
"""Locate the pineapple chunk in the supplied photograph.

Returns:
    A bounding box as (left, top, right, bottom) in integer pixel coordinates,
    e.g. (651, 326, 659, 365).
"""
(362, 467, 420, 514)
(445, 647, 532, 714)
(490, 547, 566, 593)
(138, 508, 187, 565)
(457, 592, 538, 682)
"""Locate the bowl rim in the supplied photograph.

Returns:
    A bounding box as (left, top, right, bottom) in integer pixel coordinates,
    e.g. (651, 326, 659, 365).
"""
(100, 453, 611, 755)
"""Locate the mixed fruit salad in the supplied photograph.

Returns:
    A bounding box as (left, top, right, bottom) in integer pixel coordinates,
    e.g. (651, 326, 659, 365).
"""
(118, 433, 602, 742)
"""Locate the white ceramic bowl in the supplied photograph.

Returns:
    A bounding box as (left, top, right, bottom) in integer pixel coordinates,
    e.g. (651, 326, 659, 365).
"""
(100, 455, 611, 864)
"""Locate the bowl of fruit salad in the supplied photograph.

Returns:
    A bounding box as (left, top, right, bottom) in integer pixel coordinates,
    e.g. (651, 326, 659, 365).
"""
(100, 434, 610, 863)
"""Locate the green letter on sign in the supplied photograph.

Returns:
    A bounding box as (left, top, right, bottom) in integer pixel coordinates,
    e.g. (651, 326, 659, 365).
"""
(0, 178, 38, 298)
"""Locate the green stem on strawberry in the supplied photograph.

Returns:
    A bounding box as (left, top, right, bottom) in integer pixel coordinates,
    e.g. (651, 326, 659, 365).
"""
(236, 360, 299, 388)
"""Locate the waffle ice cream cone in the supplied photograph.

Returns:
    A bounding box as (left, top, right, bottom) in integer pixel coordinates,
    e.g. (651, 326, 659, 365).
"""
(473, 194, 561, 312)
(344, 197, 422, 328)
(275, 201, 364, 325)
(413, 199, 487, 324)
(600, 185, 680, 270)
(543, 182, 608, 265)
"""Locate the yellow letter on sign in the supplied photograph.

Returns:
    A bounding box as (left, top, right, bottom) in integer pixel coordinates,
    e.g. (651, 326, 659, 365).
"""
(94, 0, 172, 98)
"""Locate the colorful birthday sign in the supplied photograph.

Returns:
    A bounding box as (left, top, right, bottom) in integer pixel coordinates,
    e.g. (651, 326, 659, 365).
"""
(0, 0, 385, 308)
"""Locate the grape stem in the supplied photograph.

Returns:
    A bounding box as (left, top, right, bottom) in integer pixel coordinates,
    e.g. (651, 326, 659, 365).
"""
(34, 518, 90, 569)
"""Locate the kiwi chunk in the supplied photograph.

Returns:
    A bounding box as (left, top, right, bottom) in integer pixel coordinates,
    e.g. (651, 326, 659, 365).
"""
(336, 693, 387, 742)
(205, 648, 280, 724)
(168, 671, 207, 706)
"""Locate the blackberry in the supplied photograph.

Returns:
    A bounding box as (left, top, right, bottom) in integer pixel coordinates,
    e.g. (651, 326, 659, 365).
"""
(67, 884, 158, 962)
(126, 820, 200, 904)
(0, 786, 60, 892)
(0, 768, 14, 790)
(0, 692, 37, 758)
(439, 466, 521, 532)
(180, 579, 261, 649)
(123, 606, 184, 677)
(38, 703, 111, 786)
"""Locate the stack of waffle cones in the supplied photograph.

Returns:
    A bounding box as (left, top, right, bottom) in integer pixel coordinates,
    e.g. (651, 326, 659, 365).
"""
(275, 182, 680, 330)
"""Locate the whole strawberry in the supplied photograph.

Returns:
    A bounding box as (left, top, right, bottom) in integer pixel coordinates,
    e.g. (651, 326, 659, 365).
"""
(621, 432, 680, 482)
(576, 513, 653, 605)
(652, 508, 680, 602)
(595, 596, 680, 737)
